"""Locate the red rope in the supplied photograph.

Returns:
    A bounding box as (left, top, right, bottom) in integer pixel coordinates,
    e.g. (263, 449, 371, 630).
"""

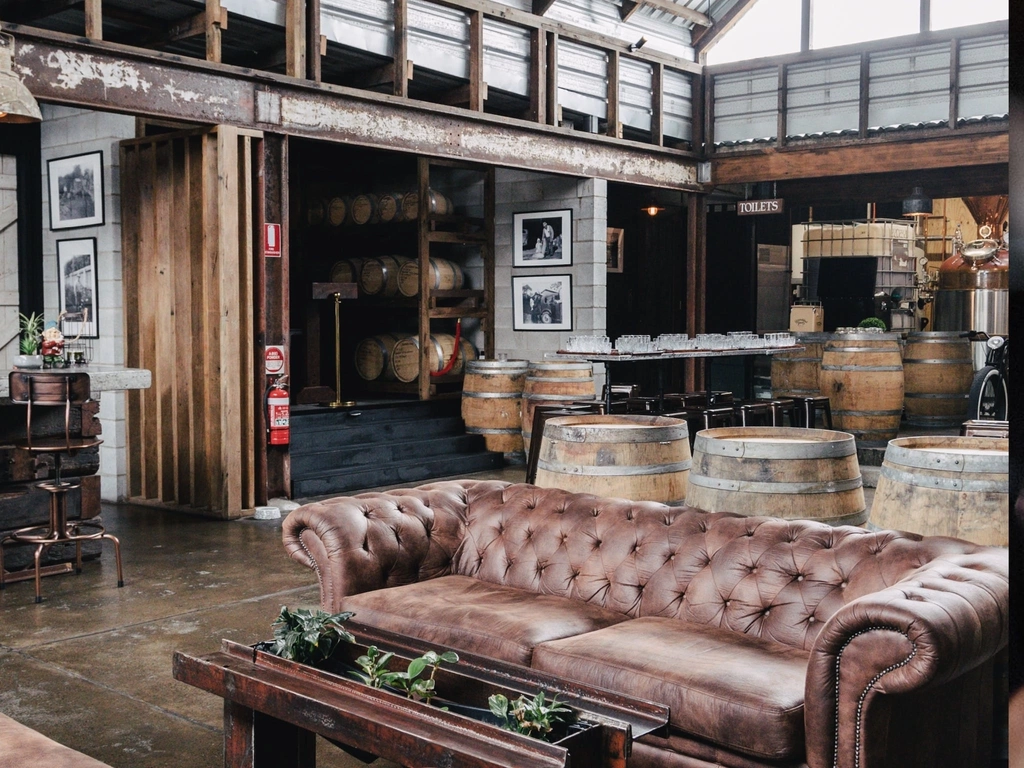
(432, 318, 462, 376)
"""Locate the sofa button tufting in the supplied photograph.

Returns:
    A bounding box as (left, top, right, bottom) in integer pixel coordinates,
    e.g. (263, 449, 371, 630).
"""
(592, 509, 600, 517)
(807, 616, 816, 623)
(796, 574, 804, 582)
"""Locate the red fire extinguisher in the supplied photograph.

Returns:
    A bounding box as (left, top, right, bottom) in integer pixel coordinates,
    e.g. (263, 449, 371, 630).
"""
(267, 375, 290, 446)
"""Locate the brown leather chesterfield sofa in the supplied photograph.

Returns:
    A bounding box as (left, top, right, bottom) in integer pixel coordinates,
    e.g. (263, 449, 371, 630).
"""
(282, 480, 1008, 768)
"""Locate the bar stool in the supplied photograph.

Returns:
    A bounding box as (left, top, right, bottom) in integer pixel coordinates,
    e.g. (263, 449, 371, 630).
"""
(798, 396, 833, 429)
(735, 401, 772, 426)
(0, 371, 124, 603)
(525, 402, 605, 484)
(766, 398, 800, 427)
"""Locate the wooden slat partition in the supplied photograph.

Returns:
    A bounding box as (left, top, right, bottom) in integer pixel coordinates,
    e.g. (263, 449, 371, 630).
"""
(121, 126, 259, 518)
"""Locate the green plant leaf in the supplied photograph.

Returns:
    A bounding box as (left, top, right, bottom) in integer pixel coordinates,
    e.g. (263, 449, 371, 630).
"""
(406, 657, 427, 679)
(440, 651, 459, 663)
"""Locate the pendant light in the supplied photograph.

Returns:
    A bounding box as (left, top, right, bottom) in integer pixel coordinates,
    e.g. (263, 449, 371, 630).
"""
(901, 186, 932, 218)
(0, 28, 42, 123)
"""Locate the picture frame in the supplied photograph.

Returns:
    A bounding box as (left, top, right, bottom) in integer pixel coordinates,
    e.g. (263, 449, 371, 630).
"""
(513, 209, 572, 267)
(48, 150, 105, 230)
(512, 274, 572, 331)
(607, 228, 625, 273)
(56, 238, 99, 339)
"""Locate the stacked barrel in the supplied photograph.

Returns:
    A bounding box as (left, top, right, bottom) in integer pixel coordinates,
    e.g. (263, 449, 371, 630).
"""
(356, 333, 476, 383)
(461, 360, 529, 462)
(521, 361, 597, 452)
(330, 255, 466, 298)
(308, 188, 453, 228)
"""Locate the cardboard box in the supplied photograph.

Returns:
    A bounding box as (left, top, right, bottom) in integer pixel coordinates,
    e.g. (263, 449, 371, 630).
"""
(790, 304, 824, 332)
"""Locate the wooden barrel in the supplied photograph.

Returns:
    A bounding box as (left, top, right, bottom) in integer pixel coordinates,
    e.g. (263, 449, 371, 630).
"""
(685, 427, 866, 526)
(391, 333, 459, 383)
(902, 332, 973, 427)
(376, 192, 402, 224)
(521, 361, 596, 451)
(329, 257, 365, 285)
(819, 333, 904, 443)
(350, 193, 378, 225)
(462, 359, 528, 455)
(400, 189, 452, 221)
(869, 436, 1008, 545)
(397, 257, 465, 297)
(455, 337, 476, 375)
(354, 333, 402, 381)
(535, 415, 691, 504)
(326, 196, 348, 227)
(360, 255, 411, 296)
(771, 332, 829, 399)
(306, 197, 326, 227)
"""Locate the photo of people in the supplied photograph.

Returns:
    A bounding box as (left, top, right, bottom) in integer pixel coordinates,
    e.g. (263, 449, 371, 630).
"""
(512, 209, 572, 267)
(512, 275, 572, 331)
(48, 151, 105, 230)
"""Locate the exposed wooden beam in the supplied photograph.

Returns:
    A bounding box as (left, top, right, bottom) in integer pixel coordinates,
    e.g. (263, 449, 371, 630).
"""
(346, 61, 414, 90)
(206, 0, 222, 63)
(546, 31, 560, 125)
(712, 131, 1008, 185)
(285, 0, 305, 79)
(692, 0, 757, 54)
(436, 82, 488, 108)
(0, 0, 81, 25)
(631, 0, 710, 27)
(12, 24, 701, 188)
(306, 0, 321, 82)
(606, 50, 620, 138)
(527, 28, 546, 122)
(685, 192, 706, 392)
(532, 0, 557, 14)
(468, 10, 485, 111)
(619, 1, 641, 22)
(651, 61, 664, 146)
(393, 0, 409, 97)
(84, 0, 101, 40)
(775, 164, 1008, 204)
(920, 0, 931, 32)
(800, 0, 810, 52)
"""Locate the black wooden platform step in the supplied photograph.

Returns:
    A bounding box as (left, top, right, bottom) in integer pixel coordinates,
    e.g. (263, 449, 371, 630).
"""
(290, 399, 503, 499)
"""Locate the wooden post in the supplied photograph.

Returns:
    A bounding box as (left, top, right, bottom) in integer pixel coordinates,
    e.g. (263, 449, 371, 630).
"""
(690, 70, 703, 153)
(484, 167, 496, 357)
(528, 28, 546, 122)
(920, 0, 931, 32)
(206, 0, 222, 63)
(685, 193, 706, 393)
(948, 38, 960, 130)
(776, 63, 787, 147)
(546, 32, 560, 125)
(306, 0, 321, 82)
(469, 11, 485, 112)
(800, 0, 811, 52)
(85, 0, 102, 41)
(286, 0, 306, 79)
(858, 51, 870, 138)
(606, 50, 620, 138)
(394, 0, 409, 97)
(417, 157, 431, 401)
(651, 62, 664, 146)
(703, 73, 714, 157)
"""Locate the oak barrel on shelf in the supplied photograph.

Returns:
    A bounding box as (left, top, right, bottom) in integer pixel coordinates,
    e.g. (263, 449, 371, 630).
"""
(534, 415, 691, 504)
(461, 359, 529, 456)
(685, 427, 867, 526)
(350, 193, 378, 225)
(770, 332, 829, 399)
(376, 192, 402, 224)
(327, 197, 348, 227)
(869, 436, 1008, 546)
(397, 257, 465, 298)
(819, 333, 904, 443)
(360, 255, 411, 297)
(329, 257, 366, 285)
(401, 189, 453, 221)
(521, 361, 596, 452)
(354, 333, 403, 381)
(391, 333, 472, 383)
(901, 332, 973, 427)
(456, 337, 477, 375)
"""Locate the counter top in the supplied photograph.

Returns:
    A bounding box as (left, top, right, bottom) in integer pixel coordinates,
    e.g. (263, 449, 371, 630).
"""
(0, 366, 152, 398)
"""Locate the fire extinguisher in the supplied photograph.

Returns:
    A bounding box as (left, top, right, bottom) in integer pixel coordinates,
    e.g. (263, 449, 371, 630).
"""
(266, 374, 290, 446)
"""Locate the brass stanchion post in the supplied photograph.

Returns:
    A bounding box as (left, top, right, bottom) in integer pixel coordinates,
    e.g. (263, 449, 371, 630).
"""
(329, 291, 355, 408)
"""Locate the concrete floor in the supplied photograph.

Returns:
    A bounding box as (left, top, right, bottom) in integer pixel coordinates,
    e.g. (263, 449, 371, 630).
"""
(0, 463, 875, 768)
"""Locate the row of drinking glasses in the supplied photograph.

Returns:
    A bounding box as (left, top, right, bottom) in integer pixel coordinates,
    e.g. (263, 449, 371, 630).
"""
(615, 335, 659, 354)
(564, 335, 613, 354)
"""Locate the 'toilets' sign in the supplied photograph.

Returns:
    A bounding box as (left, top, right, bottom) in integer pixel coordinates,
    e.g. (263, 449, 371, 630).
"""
(737, 198, 784, 216)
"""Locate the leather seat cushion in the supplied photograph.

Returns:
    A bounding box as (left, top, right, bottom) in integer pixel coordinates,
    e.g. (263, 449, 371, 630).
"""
(340, 574, 629, 666)
(531, 616, 809, 761)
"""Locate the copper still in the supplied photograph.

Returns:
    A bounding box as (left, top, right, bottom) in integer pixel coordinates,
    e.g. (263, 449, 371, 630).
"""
(932, 196, 1008, 344)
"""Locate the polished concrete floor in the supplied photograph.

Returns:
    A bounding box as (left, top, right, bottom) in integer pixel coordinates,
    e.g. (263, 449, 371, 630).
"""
(0, 463, 876, 768)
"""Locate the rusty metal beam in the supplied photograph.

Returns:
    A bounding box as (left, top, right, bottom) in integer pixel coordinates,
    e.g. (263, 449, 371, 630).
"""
(10, 25, 700, 189)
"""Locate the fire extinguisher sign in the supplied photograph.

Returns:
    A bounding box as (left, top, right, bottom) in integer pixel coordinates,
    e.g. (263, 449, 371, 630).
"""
(264, 223, 282, 258)
(265, 346, 286, 375)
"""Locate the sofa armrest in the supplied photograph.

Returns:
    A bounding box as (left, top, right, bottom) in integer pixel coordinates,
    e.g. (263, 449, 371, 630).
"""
(805, 551, 1008, 768)
(282, 484, 477, 612)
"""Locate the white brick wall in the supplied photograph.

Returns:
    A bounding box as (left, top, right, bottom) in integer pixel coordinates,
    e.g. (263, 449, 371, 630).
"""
(40, 105, 135, 501)
(494, 170, 608, 392)
(0, 155, 18, 372)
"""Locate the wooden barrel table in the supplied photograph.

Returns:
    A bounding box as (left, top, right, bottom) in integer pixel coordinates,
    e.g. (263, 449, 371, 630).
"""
(685, 427, 866, 526)
(534, 415, 691, 504)
(521, 361, 596, 452)
(902, 332, 973, 427)
(398, 257, 465, 298)
(354, 333, 402, 381)
(819, 333, 904, 443)
(770, 332, 829, 399)
(360, 255, 411, 297)
(869, 436, 1008, 546)
(461, 359, 528, 458)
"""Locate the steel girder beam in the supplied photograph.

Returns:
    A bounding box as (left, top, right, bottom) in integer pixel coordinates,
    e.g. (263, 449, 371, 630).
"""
(9, 24, 700, 190)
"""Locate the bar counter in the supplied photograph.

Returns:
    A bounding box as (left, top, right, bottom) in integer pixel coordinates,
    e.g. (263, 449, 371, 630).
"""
(0, 364, 152, 398)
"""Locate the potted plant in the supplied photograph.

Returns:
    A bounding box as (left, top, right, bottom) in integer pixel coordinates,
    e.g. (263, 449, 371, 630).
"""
(488, 691, 577, 742)
(14, 312, 44, 369)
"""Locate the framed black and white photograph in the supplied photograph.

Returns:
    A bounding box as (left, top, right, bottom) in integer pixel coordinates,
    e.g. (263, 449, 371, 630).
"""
(512, 274, 572, 331)
(513, 209, 572, 267)
(57, 238, 99, 338)
(607, 228, 624, 273)
(48, 150, 105, 230)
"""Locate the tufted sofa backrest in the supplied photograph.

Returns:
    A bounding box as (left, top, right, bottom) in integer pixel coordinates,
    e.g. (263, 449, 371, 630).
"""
(449, 482, 989, 652)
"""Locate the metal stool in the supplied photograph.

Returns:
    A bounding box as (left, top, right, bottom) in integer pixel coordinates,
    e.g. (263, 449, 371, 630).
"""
(0, 371, 124, 603)
(799, 396, 833, 429)
(736, 401, 772, 426)
(525, 402, 605, 484)
(766, 398, 800, 427)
